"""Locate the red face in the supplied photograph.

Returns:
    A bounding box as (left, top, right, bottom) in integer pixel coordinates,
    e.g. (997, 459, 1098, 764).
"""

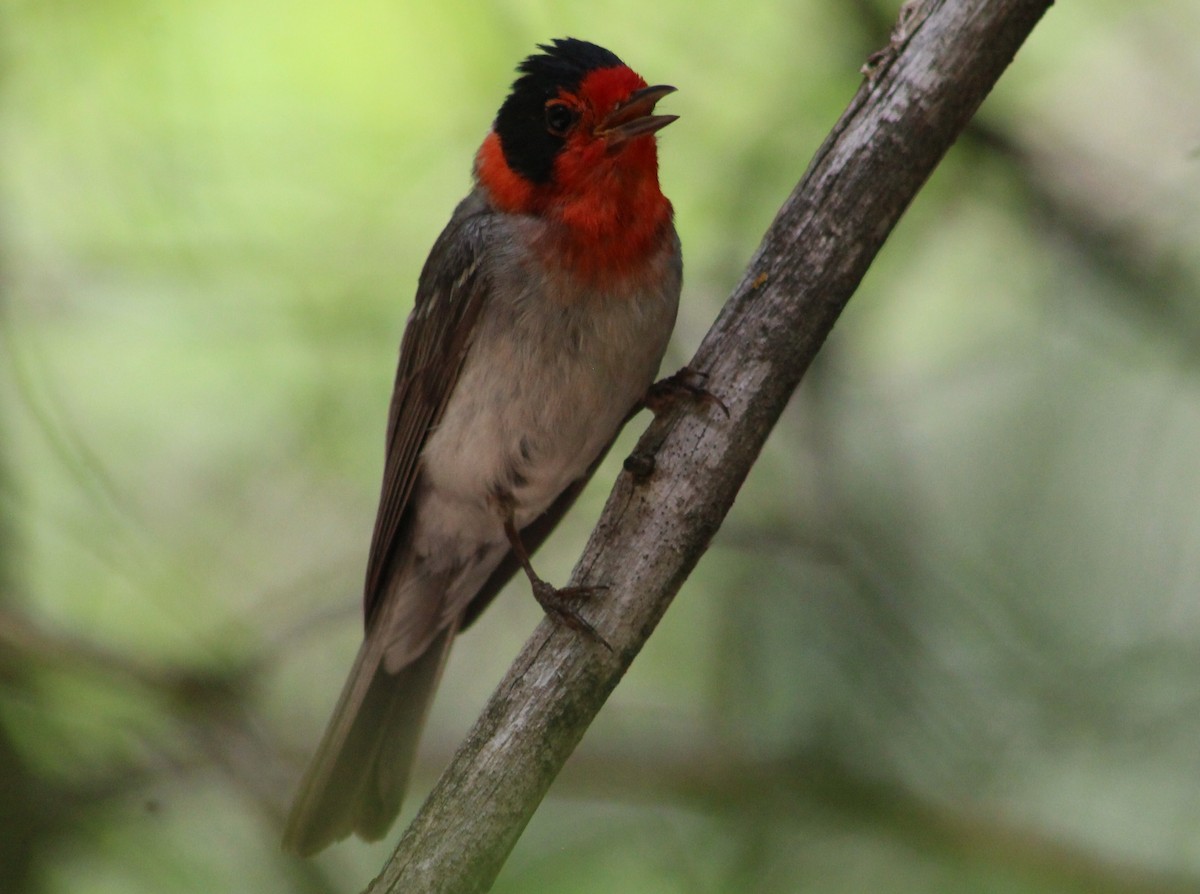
(475, 40, 677, 280)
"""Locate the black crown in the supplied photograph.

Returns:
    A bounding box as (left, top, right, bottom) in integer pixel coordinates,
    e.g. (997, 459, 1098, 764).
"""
(493, 38, 626, 185)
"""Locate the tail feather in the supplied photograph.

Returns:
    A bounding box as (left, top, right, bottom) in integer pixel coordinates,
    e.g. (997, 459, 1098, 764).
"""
(282, 624, 456, 856)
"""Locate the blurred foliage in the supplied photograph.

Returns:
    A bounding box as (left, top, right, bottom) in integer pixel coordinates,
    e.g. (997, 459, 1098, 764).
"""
(3, 1, 1200, 892)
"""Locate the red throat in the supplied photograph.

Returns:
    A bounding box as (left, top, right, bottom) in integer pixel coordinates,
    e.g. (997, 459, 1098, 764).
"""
(474, 66, 673, 283)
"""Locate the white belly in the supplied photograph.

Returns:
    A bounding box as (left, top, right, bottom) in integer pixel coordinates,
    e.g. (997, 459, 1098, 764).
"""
(411, 256, 678, 588)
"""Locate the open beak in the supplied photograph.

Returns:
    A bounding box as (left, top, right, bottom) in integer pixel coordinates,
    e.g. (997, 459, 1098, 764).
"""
(598, 84, 678, 147)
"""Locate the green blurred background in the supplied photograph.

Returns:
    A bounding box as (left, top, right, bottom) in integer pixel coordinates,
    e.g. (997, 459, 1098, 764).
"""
(3, 1, 1200, 892)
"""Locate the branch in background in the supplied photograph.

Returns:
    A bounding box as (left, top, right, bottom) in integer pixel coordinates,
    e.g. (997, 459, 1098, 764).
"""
(0, 604, 344, 894)
(548, 745, 1200, 894)
(369, 1, 1057, 891)
(966, 122, 1200, 358)
(853, 0, 1200, 357)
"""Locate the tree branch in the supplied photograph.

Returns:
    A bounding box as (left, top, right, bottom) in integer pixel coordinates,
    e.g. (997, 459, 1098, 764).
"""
(367, 1, 1056, 890)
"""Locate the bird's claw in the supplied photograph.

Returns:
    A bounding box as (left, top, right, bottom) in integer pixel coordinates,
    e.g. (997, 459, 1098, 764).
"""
(645, 366, 729, 418)
(532, 580, 613, 652)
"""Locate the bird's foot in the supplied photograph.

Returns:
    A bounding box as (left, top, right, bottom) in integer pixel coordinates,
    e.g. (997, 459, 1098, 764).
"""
(531, 579, 613, 652)
(644, 366, 728, 418)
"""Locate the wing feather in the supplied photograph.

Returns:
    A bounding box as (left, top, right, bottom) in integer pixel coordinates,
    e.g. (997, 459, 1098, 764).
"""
(362, 197, 494, 626)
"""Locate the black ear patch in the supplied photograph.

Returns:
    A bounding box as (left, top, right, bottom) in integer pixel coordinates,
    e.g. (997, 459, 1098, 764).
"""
(493, 38, 624, 184)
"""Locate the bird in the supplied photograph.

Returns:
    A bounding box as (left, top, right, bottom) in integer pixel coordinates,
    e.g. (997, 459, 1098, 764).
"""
(282, 38, 681, 856)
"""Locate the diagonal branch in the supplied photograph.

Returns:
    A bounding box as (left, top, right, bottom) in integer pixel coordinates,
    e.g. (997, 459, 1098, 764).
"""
(367, 1, 1056, 891)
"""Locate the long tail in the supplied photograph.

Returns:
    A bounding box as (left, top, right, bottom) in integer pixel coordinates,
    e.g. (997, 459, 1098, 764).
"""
(282, 622, 456, 856)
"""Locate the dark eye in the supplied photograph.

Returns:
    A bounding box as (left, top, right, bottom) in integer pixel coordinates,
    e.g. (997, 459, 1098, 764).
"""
(544, 101, 578, 137)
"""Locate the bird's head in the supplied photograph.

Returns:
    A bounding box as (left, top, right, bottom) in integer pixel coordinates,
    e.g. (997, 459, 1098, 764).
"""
(475, 38, 677, 272)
